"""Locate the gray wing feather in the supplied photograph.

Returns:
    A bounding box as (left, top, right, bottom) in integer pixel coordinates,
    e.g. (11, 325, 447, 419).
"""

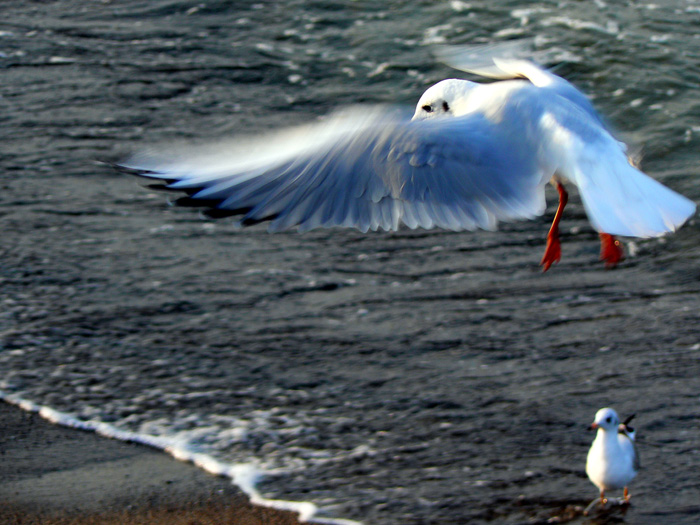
(123, 106, 548, 233)
(633, 442, 640, 471)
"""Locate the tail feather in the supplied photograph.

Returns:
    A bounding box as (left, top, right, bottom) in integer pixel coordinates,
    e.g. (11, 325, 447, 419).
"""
(574, 152, 695, 238)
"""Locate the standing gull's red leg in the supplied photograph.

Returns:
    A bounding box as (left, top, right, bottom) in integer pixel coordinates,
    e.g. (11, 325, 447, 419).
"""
(599, 233, 624, 268)
(540, 182, 568, 272)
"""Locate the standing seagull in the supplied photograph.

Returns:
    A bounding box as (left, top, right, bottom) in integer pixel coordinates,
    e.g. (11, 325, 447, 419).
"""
(119, 56, 695, 270)
(585, 408, 639, 514)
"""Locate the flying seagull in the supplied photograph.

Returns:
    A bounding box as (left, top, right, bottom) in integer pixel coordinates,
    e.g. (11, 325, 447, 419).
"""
(119, 53, 695, 271)
(585, 408, 639, 515)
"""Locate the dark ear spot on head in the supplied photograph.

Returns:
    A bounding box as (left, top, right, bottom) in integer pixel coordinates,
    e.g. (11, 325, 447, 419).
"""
(442, 101, 450, 112)
(422, 104, 432, 112)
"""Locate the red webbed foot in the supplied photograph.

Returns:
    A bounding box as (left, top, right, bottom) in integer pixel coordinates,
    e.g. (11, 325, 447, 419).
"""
(599, 233, 624, 268)
(540, 182, 568, 272)
(540, 235, 562, 272)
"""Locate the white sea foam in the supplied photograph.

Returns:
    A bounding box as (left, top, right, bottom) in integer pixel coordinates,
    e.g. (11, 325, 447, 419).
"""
(0, 391, 363, 525)
(540, 16, 620, 35)
(449, 1, 471, 12)
(422, 24, 453, 45)
(510, 7, 551, 26)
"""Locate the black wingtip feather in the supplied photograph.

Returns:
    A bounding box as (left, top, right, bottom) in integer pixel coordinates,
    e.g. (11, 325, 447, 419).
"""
(147, 183, 184, 192)
(622, 414, 636, 426)
(175, 196, 226, 208)
(109, 161, 180, 185)
(202, 208, 249, 219)
(239, 213, 279, 226)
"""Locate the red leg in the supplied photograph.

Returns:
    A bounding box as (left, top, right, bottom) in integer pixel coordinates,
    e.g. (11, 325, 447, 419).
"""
(600, 489, 607, 506)
(623, 486, 630, 502)
(599, 233, 624, 268)
(540, 182, 568, 272)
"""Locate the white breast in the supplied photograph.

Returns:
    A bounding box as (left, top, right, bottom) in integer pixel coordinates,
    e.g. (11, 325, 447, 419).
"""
(586, 431, 637, 490)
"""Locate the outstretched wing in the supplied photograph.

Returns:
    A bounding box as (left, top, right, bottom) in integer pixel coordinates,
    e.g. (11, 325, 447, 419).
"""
(121, 106, 549, 233)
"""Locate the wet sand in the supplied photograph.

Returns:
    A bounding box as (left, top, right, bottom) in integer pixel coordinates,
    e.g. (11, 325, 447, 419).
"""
(0, 403, 642, 525)
(0, 402, 301, 524)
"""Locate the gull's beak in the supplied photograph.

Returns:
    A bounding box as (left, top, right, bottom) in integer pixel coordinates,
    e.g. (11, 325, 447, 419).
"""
(588, 422, 599, 431)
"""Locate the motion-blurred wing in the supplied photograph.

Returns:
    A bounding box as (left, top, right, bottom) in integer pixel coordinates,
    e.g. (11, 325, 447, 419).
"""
(121, 106, 548, 233)
(434, 40, 539, 80)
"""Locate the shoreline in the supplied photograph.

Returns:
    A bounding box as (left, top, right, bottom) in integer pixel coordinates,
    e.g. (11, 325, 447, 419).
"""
(0, 401, 302, 524)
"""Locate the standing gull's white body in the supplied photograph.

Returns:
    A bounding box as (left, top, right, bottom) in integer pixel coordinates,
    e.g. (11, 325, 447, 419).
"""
(585, 407, 639, 512)
(121, 57, 696, 269)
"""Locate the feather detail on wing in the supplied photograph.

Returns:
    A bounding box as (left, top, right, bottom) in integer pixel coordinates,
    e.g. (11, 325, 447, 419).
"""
(121, 106, 549, 233)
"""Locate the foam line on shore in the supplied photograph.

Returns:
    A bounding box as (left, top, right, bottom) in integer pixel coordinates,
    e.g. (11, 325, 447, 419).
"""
(0, 391, 363, 525)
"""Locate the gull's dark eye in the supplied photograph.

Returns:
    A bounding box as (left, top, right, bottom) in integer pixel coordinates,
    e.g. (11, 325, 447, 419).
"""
(422, 104, 432, 113)
(442, 101, 450, 112)
(605, 416, 611, 423)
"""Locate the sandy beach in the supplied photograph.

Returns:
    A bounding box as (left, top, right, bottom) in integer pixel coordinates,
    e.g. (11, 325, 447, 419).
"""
(0, 402, 302, 524)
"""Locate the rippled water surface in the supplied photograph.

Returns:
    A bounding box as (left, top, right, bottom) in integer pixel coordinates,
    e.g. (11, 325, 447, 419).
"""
(2, 1, 700, 523)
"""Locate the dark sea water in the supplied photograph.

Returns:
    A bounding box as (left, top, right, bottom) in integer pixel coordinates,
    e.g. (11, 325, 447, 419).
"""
(2, 1, 700, 523)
